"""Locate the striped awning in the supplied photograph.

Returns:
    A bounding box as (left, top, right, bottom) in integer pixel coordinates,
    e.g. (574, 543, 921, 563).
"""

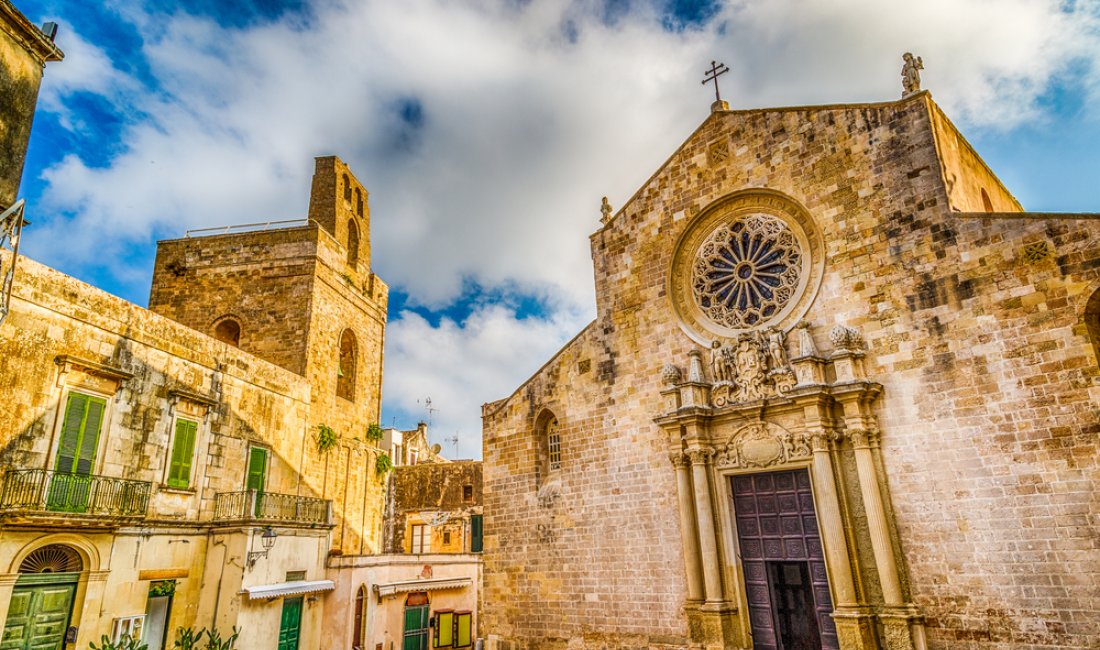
(242, 580, 335, 601)
(374, 577, 472, 598)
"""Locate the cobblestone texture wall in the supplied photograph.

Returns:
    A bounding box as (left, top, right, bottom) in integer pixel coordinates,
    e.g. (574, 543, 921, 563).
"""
(482, 93, 1100, 649)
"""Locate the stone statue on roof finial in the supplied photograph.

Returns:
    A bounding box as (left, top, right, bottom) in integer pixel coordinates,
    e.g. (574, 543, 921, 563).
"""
(600, 197, 613, 224)
(902, 52, 924, 97)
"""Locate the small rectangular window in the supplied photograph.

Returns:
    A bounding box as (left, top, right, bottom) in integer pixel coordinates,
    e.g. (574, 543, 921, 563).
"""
(455, 612, 472, 648)
(443, 531, 451, 545)
(411, 524, 430, 554)
(462, 485, 473, 502)
(286, 570, 306, 581)
(167, 418, 198, 489)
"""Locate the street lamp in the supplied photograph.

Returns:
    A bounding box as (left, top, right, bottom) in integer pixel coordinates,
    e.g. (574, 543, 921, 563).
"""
(247, 526, 278, 568)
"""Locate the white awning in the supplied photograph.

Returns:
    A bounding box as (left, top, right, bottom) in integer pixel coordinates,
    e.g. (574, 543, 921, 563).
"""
(242, 580, 335, 601)
(374, 577, 472, 598)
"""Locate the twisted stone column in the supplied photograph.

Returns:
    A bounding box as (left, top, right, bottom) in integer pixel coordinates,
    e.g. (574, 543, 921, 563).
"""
(670, 451, 705, 602)
(687, 447, 723, 603)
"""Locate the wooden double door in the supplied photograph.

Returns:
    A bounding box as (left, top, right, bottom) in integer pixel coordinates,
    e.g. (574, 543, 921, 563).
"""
(0, 581, 76, 650)
(731, 469, 838, 650)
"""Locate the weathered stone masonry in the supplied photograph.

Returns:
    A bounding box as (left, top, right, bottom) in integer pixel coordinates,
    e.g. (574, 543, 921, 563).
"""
(482, 92, 1100, 650)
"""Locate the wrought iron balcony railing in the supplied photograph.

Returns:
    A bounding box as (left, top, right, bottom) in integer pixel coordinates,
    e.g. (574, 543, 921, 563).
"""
(0, 469, 151, 518)
(213, 490, 331, 526)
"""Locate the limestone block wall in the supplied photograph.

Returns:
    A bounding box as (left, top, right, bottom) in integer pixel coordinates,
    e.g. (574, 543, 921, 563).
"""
(0, 0, 62, 208)
(482, 92, 1100, 650)
(148, 227, 319, 376)
(386, 461, 483, 554)
(0, 252, 314, 517)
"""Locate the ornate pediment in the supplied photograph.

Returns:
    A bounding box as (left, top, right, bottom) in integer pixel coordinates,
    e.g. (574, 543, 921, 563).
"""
(715, 421, 810, 469)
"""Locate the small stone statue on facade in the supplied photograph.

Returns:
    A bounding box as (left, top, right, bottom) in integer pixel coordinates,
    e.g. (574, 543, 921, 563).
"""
(710, 340, 732, 383)
(901, 52, 924, 96)
(765, 328, 788, 368)
(600, 197, 613, 224)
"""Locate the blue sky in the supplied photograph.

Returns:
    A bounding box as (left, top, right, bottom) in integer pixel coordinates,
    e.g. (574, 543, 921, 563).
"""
(16, 0, 1100, 459)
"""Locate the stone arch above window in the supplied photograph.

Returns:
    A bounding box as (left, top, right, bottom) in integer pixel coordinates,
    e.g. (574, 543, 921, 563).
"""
(337, 329, 357, 401)
(534, 409, 561, 482)
(213, 317, 241, 346)
(347, 219, 360, 268)
(343, 173, 352, 201)
(1085, 289, 1100, 365)
(353, 584, 367, 650)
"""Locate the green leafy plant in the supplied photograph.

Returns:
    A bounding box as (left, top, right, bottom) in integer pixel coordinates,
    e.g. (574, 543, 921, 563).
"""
(90, 635, 148, 650)
(316, 424, 338, 453)
(149, 580, 176, 597)
(376, 452, 394, 475)
(366, 422, 384, 442)
(341, 273, 355, 287)
(172, 627, 203, 650)
(203, 627, 240, 650)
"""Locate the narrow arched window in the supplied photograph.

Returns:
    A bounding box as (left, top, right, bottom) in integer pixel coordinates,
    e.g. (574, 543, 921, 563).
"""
(546, 417, 561, 471)
(347, 219, 360, 268)
(981, 188, 994, 212)
(337, 329, 357, 401)
(1086, 289, 1100, 365)
(353, 584, 367, 650)
(355, 188, 363, 216)
(213, 318, 241, 346)
(343, 173, 352, 201)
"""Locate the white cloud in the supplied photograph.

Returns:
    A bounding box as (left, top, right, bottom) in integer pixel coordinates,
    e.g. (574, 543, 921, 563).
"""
(382, 304, 591, 460)
(27, 0, 1100, 457)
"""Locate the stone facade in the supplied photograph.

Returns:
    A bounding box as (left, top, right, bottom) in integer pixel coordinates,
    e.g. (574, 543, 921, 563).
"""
(0, 0, 62, 209)
(0, 153, 391, 648)
(481, 92, 1100, 650)
(385, 461, 483, 555)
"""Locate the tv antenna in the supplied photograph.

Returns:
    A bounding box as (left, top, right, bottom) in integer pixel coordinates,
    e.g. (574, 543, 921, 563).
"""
(445, 433, 459, 458)
(417, 396, 438, 429)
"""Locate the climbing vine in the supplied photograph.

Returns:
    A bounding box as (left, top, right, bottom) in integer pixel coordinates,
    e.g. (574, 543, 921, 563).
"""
(316, 424, 339, 453)
(376, 452, 394, 475)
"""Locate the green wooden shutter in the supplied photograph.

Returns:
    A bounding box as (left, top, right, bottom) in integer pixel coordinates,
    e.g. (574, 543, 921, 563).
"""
(167, 419, 198, 489)
(470, 515, 483, 553)
(246, 448, 267, 493)
(54, 393, 88, 473)
(55, 393, 106, 475)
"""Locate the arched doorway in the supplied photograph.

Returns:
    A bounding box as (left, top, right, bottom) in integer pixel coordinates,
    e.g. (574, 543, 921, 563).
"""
(3, 544, 82, 649)
(403, 592, 429, 650)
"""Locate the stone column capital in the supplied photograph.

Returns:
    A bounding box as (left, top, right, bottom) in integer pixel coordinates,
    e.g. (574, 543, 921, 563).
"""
(668, 452, 689, 468)
(848, 428, 880, 449)
(808, 429, 838, 453)
(686, 447, 715, 466)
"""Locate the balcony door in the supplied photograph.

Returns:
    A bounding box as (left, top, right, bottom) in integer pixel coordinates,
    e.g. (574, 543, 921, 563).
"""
(246, 447, 268, 517)
(48, 392, 106, 513)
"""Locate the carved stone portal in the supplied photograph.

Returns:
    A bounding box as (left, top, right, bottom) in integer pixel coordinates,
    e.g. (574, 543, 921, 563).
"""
(707, 329, 796, 406)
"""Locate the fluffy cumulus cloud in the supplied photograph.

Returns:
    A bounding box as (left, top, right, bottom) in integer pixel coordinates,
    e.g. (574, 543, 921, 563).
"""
(27, 0, 1100, 456)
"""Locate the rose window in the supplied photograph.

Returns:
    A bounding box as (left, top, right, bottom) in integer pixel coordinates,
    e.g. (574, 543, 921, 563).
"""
(691, 213, 803, 328)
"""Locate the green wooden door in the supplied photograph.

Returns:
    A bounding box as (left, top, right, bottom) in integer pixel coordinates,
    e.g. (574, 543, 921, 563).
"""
(49, 393, 106, 513)
(0, 583, 76, 650)
(246, 447, 268, 517)
(277, 597, 302, 650)
(402, 603, 429, 650)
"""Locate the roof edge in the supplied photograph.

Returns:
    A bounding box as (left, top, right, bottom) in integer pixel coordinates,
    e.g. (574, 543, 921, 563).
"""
(1, 0, 64, 62)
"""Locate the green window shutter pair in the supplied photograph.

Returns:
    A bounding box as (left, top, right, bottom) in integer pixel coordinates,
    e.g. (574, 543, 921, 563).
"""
(167, 419, 198, 489)
(55, 392, 106, 475)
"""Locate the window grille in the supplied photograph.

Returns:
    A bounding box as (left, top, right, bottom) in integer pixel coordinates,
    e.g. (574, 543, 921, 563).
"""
(547, 418, 561, 471)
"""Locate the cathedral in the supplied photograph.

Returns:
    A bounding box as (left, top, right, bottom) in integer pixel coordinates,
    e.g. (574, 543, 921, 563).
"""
(481, 70, 1100, 649)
